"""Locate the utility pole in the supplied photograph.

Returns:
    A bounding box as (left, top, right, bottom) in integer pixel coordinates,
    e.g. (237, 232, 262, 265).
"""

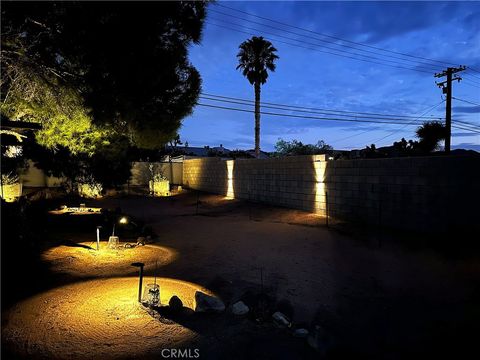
(434, 66, 466, 153)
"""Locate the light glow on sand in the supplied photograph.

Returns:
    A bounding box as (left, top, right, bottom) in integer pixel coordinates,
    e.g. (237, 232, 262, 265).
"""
(42, 242, 178, 277)
(2, 277, 214, 359)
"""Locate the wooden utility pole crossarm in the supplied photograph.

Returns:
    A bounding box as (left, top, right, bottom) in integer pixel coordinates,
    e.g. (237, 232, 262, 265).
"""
(434, 66, 466, 153)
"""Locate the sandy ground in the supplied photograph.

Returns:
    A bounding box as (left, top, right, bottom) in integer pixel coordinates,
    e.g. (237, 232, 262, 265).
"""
(42, 242, 178, 277)
(2, 191, 480, 359)
(2, 277, 207, 359)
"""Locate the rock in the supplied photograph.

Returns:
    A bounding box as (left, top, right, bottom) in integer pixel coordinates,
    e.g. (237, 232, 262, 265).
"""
(232, 301, 249, 315)
(136, 237, 146, 246)
(293, 328, 309, 338)
(169, 296, 183, 313)
(124, 243, 135, 249)
(194, 291, 225, 313)
(272, 311, 291, 328)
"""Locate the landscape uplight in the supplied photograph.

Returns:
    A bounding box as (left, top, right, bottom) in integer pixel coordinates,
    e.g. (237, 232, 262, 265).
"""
(96, 226, 102, 251)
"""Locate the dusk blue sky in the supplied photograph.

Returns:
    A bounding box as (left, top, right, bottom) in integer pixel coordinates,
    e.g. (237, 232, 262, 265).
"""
(180, 1, 480, 151)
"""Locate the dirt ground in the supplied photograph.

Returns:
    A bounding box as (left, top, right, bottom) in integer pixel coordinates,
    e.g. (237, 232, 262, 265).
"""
(2, 190, 480, 359)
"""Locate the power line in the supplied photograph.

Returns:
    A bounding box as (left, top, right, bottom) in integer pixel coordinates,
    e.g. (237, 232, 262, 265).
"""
(453, 97, 480, 107)
(331, 128, 378, 144)
(206, 21, 435, 75)
(209, 8, 443, 71)
(201, 92, 442, 120)
(198, 94, 480, 133)
(196, 102, 428, 125)
(199, 93, 480, 132)
(365, 100, 447, 144)
(452, 123, 480, 133)
(214, 2, 461, 68)
(462, 73, 480, 84)
(461, 79, 480, 88)
(453, 120, 480, 130)
(199, 95, 441, 123)
(467, 66, 480, 74)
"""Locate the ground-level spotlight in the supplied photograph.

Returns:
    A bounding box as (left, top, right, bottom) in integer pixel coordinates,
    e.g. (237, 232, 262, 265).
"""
(141, 261, 160, 307)
(142, 283, 160, 307)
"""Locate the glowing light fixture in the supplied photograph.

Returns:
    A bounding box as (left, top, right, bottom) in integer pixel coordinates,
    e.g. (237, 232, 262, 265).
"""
(109, 217, 129, 249)
(226, 160, 235, 199)
(314, 159, 326, 215)
(96, 226, 102, 251)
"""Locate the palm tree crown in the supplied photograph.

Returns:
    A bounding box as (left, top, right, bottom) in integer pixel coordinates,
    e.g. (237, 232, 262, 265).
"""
(416, 121, 447, 152)
(236, 36, 279, 85)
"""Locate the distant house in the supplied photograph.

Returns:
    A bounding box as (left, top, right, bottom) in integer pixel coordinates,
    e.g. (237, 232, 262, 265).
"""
(245, 149, 270, 159)
(168, 144, 231, 157)
(167, 144, 274, 159)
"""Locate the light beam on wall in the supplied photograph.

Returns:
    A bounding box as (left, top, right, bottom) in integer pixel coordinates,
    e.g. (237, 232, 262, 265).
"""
(226, 160, 235, 199)
(314, 158, 326, 216)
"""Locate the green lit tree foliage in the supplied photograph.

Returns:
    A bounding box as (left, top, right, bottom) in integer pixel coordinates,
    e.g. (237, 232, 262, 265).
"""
(23, 136, 132, 193)
(1, 1, 206, 150)
(1, 19, 107, 155)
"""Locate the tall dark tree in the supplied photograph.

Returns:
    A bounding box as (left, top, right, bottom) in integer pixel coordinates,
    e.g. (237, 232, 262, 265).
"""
(236, 36, 278, 157)
(416, 121, 447, 153)
(1, 1, 207, 150)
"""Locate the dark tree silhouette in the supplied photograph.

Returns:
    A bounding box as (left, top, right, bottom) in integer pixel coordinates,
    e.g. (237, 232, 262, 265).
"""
(274, 138, 332, 156)
(416, 121, 447, 153)
(236, 36, 279, 157)
(1, 1, 207, 149)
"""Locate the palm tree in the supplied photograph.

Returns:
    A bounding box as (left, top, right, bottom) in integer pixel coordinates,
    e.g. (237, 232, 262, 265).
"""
(416, 121, 447, 153)
(236, 36, 279, 157)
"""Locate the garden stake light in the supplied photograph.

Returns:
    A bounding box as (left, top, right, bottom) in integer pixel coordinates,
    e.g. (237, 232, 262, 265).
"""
(108, 217, 128, 249)
(132, 262, 145, 302)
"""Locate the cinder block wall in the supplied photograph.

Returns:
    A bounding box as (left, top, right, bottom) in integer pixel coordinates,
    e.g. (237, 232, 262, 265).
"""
(130, 162, 183, 185)
(324, 155, 480, 232)
(183, 154, 480, 233)
(183, 155, 326, 214)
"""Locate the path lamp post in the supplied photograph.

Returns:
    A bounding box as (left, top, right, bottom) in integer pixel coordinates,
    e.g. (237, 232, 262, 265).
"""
(131, 262, 145, 302)
(108, 216, 129, 249)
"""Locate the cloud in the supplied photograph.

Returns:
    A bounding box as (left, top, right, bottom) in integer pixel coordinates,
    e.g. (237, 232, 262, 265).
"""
(454, 105, 480, 114)
(185, 2, 479, 151)
(452, 132, 479, 137)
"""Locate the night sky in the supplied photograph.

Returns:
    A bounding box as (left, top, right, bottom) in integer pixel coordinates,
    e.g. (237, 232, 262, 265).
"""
(180, 1, 480, 152)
